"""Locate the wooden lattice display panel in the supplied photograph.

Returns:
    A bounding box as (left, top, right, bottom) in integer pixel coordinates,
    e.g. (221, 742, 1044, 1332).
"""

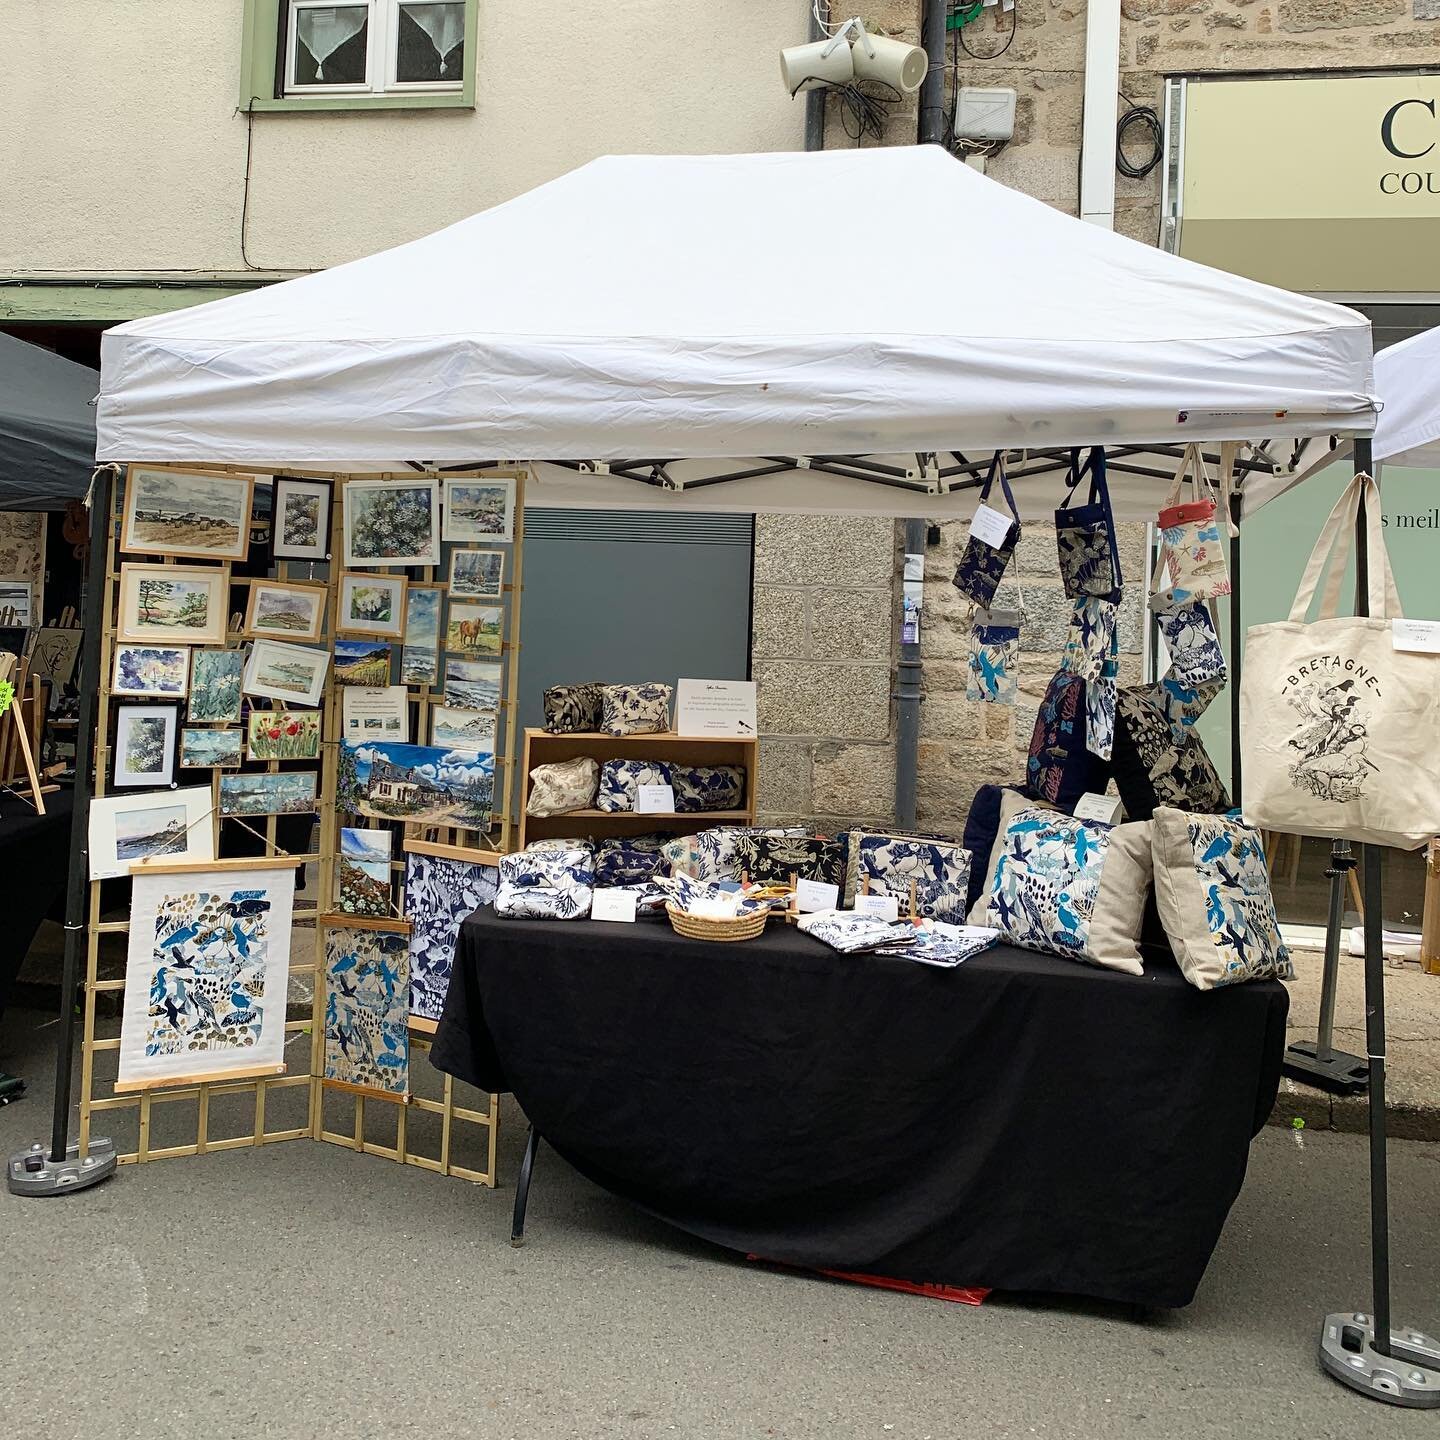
(77, 466, 525, 1185)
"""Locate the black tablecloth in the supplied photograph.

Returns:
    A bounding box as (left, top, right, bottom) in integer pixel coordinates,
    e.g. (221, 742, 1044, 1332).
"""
(432, 909, 1288, 1308)
(0, 784, 73, 1026)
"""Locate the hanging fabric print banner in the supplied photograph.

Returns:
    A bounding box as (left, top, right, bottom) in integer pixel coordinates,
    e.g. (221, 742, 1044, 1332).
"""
(403, 848, 498, 1024)
(323, 922, 411, 1097)
(966, 608, 1021, 706)
(117, 864, 297, 1092)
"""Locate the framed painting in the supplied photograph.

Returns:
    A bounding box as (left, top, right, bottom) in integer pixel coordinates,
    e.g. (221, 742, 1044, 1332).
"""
(443, 658, 502, 711)
(342, 479, 439, 568)
(242, 638, 330, 707)
(116, 863, 297, 1092)
(442, 477, 513, 544)
(400, 584, 442, 686)
(112, 703, 180, 789)
(27, 625, 83, 688)
(444, 603, 502, 656)
(179, 726, 242, 770)
(121, 467, 254, 562)
(338, 572, 407, 639)
(447, 548, 504, 601)
(87, 786, 215, 881)
(218, 770, 319, 818)
(272, 476, 332, 561)
(246, 708, 322, 762)
(113, 644, 189, 699)
(337, 827, 393, 917)
(243, 580, 327, 642)
(430, 703, 495, 753)
(323, 921, 410, 1097)
(341, 739, 493, 831)
(117, 564, 227, 646)
(0, 581, 32, 627)
(334, 638, 393, 687)
(403, 848, 498, 1023)
(187, 648, 244, 722)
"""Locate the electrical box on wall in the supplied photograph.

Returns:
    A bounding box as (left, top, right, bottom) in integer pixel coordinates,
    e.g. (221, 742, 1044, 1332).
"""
(955, 86, 1017, 144)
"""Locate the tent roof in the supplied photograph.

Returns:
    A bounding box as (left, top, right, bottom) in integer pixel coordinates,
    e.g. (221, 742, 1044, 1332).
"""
(0, 332, 98, 510)
(1373, 325, 1440, 468)
(97, 146, 1377, 518)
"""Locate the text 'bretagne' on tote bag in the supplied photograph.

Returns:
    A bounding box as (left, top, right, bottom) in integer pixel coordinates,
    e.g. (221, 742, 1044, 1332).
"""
(953, 453, 1021, 611)
(1240, 474, 1440, 851)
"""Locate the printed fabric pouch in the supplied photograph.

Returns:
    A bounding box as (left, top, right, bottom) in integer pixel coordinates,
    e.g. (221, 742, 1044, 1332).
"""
(967, 789, 1154, 976)
(952, 453, 1021, 610)
(1111, 686, 1229, 821)
(671, 765, 746, 814)
(1150, 807, 1292, 990)
(596, 758, 672, 813)
(797, 909, 913, 955)
(1084, 622, 1120, 762)
(1054, 447, 1122, 601)
(601, 683, 673, 737)
(1024, 668, 1111, 808)
(966, 606, 1022, 706)
(1153, 442, 1233, 608)
(731, 829, 845, 887)
(494, 847, 594, 920)
(853, 834, 973, 923)
(1147, 518, 1227, 686)
(542, 682, 605, 735)
(1151, 669, 1224, 731)
(525, 756, 599, 817)
(661, 826, 810, 881)
(593, 836, 668, 888)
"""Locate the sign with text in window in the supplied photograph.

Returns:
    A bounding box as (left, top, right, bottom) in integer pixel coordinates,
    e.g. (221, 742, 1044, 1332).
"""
(676, 679, 757, 738)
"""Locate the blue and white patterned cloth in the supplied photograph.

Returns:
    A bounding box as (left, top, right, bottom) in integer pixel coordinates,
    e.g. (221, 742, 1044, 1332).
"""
(593, 835, 668, 887)
(1186, 813, 1291, 985)
(661, 827, 812, 882)
(797, 909, 913, 954)
(600, 683, 673, 737)
(671, 765, 746, 814)
(849, 833, 972, 923)
(596, 758, 672, 813)
(877, 922, 1000, 968)
(653, 872, 769, 918)
(495, 847, 594, 920)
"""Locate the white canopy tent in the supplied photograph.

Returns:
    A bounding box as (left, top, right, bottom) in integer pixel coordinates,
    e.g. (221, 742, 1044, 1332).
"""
(96, 145, 1377, 519)
(1369, 324, 1440, 468)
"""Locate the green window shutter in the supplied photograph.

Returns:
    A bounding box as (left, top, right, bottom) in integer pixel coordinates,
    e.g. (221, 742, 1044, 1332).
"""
(239, 0, 284, 109)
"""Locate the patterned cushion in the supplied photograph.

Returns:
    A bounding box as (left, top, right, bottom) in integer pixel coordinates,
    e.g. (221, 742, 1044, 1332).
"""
(494, 847, 593, 920)
(660, 827, 812, 882)
(1151, 808, 1293, 990)
(593, 837, 668, 888)
(600, 682, 673, 737)
(1111, 688, 1229, 821)
(968, 792, 1153, 975)
(525, 757, 599, 818)
(543, 682, 605, 734)
(596, 758, 671, 813)
(671, 765, 746, 814)
(852, 835, 973, 923)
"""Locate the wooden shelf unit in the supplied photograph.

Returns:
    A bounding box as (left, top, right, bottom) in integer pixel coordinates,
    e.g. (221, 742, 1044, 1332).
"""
(516, 728, 758, 848)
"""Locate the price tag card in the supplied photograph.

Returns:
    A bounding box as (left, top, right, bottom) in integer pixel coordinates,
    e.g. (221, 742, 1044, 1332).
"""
(1073, 791, 1123, 825)
(795, 879, 840, 914)
(854, 892, 900, 921)
(968, 504, 1014, 549)
(1392, 619, 1440, 654)
(635, 783, 676, 814)
(591, 890, 638, 923)
(675, 679, 758, 738)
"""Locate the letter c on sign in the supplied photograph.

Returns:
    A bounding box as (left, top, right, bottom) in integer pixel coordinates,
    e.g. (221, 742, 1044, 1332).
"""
(1382, 172, 1400, 193)
(1382, 98, 1436, 160)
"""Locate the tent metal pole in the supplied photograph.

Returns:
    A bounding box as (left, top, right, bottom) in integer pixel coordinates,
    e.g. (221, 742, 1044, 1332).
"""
(1228, 487, 1242, 801)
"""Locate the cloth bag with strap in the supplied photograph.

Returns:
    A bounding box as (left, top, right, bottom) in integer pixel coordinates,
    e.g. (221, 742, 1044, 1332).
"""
(1152, 443, 1233, 610)
(1146, 535, 1227, 687)
(966, 606, 1022, 706)
(1054, 447, 1122, 601)
(1241, 473, 1440, 850)
(953, 453, 1021, 610)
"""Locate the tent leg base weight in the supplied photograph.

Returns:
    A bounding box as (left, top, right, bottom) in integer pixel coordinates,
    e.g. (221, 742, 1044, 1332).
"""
(1321, 1314, 1440, 1407)
(7, 1136, 117, 1197)
(1283, 1042, 1369, 1095)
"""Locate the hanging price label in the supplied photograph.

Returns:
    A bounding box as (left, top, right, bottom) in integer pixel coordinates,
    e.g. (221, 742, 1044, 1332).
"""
(968, 504, 1014, 549)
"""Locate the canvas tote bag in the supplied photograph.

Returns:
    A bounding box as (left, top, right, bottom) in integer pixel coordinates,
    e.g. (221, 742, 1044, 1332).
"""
(1151, 443, 1232, 610)
(1241, 474, 1440, 850)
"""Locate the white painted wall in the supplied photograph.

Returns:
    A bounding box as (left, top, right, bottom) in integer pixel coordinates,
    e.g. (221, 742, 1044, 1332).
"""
(0, 0, 811, 273)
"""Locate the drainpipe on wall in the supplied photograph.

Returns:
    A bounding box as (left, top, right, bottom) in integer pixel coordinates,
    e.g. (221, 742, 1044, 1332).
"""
(893, 0, 950, 831)
(805, 2, 829, 151)
(1079, 0, 1121, 229)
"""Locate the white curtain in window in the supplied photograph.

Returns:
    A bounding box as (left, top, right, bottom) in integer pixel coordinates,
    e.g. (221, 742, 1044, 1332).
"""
(300, 7, 369, 80)
(403, 3, 464, 76)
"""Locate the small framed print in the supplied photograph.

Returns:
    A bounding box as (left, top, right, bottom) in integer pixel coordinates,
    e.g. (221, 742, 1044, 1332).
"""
(246, 708, 322, 762)
(338, 572, 408, 639)
(342, 479, 439, 568)
(442, 477, 514, 544)
(243, 580, 327, 642)
(334, 638, 394, 686)
(447, 548, 504, 601)
(112, 704, 180, 789)
(117, 563, 228, 646)
(0, 581, 33, 627)
(273, 476, 333, 562)
(88, 786, 215, 881)
(187, 648, 244, 722)
(114, 644, 189, 699)
(179, 726, 242, 770)
(121, 467, 254, 562)
(444, 603, 503, 656)
(242, 639, 331, 707)
(219, 771, 320, 818)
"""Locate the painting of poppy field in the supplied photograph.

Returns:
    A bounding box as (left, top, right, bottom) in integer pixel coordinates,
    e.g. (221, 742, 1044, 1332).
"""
(246, 709, 322, 762)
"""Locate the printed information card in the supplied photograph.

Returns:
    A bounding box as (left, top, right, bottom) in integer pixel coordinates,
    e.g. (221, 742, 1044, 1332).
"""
(676, 678, 757, 738)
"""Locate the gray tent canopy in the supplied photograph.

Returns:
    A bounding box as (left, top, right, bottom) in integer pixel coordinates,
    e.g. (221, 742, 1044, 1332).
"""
(0, 331, 98, 510)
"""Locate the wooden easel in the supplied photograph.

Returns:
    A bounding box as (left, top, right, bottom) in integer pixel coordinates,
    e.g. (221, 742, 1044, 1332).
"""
(0, 652, 48, 813)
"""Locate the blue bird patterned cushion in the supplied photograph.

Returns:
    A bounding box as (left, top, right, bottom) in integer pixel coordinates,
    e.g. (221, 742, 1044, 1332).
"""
(596, 759, 672, 813)
(495, 847, 594, 920)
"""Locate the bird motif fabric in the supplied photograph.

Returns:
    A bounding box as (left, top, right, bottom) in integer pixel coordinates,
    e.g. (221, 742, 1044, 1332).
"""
(966, 614, 1020, 706)
(849, 833, 973, 923)
(1155, 602, 1226, 687)
(323, 927, 409, 1095)
(494, 847, 594, 919)
(599, 683, 673, 737)
(1111, 687, 1229, 821)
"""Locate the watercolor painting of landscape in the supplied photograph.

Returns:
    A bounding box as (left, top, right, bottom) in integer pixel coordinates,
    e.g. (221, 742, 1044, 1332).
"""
(337, 827, 392, 917)
(430, 704, 494, 753)
(113, 645, 188, 698)
(400, 585, 441, 686)
(117, 564, 226, 645)
(447, 548, 504, 600)
(242, 639, 330, 706)
(244, 581, 326, 641)
(121, 468, 253, 561)
(339, 740, 493, 830)
(404, 850, 497, 1022)
(180, 726, 242, 769)
(442, 478, 513, 543)
(88, 787, 215, 881)
(444, 603, 502, 656)
(187, 648, 243, 720)
(117, 866, 295, 1089)
(324, 924, 409, 1096)
(443, 659, 501, 712)
(219, 771, 319, 818)
(335, 638, 393, 687)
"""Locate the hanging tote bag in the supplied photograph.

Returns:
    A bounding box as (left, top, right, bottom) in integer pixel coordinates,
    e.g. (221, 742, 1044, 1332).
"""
(1054, 447, 1122, 601)
(953, 454, 1021, 610)
(966, 607, 1022, 706)
(1085, 623, 1120, 762)
(1024, 669, 1110, 807)
(1147, 537, 1227, 687)
(1152, 443, 1231, 610)
(1241, 474, 1440, 850)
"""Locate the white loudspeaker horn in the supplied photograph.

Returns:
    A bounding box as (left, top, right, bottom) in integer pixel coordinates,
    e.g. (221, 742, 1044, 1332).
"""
(849, 33, 928, 94)
(780, 37, 855, 96)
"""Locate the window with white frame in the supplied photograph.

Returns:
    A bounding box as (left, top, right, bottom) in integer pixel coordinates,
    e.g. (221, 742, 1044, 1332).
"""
(284, 1, 465, 95)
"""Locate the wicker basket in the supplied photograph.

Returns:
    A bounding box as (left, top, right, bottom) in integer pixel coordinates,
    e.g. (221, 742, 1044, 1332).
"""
(666, 902, 768, 943)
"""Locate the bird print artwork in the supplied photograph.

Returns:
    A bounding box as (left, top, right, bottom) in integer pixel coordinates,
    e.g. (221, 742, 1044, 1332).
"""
(1186, 815, 1291, 986)
(324, 927, 410, 1096)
